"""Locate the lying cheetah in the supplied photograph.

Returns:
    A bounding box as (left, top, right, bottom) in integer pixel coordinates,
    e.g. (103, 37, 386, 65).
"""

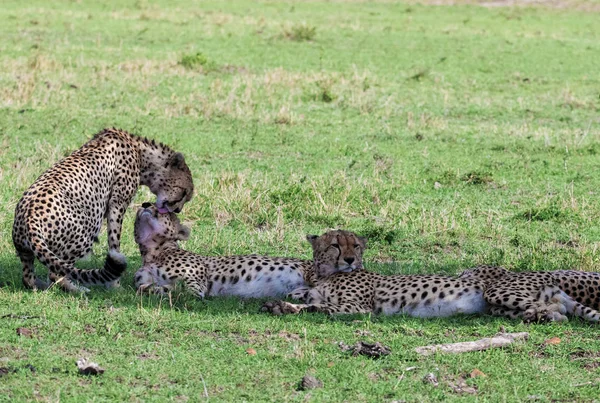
(262, 232, 600, 323)
(133, 204, 364, 298)
(262, 231, 489, 317)
(12, 128, 193, 292)
(458, 266, 600, 323)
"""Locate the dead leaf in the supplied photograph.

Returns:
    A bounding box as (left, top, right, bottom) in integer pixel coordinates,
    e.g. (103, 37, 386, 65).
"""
(338, 341, 391, 358)
(327, 362, 334, 368)
(76, 358, 104, 376)
(16, 328, 33, 338)
(278, 331, 300, 341)
(448, 377, 477, 395)
(544, 337, 561, 345)
(246, 348, 257, 356)
(470, 369, 487, 378)
(423, 373, 439, 387)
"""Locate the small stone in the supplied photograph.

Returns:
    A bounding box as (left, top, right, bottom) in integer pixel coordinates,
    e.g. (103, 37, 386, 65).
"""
(423, 373, 438, 387)
(16, 328, 33, 338)
(299, 375, 323, 390)
(544, 337, 561, 345)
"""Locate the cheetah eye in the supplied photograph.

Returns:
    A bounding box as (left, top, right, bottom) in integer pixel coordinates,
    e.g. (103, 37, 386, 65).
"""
(329, 243, 340, 250)
(354, 244, 360, 248)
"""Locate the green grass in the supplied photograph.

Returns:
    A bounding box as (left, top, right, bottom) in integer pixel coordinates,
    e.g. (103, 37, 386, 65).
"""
(2, 0, 600, 400)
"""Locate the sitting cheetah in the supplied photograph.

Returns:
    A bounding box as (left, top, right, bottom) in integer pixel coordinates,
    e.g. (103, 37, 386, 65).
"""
(262, 230, 489, 317)
(133, 204, 364, 298)
(12, 128, 194, 292)
(458, 266, 600, 323)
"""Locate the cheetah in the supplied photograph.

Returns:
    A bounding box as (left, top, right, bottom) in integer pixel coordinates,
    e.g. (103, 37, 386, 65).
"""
(458, 266, 600, 323)
(133, 205, 364, 298)
(262, 230, 489, 317)
(12, 128, 194, 292)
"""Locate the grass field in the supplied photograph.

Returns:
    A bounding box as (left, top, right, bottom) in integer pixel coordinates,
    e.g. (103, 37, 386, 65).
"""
(1, 0, 600, 401)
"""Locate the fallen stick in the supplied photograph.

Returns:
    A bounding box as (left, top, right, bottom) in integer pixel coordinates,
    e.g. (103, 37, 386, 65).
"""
(415, 332, 529, 356)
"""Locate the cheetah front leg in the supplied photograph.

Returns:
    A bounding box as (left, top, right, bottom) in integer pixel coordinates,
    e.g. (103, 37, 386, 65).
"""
(488, 306, 567, 322)
(485, 285, 568, 323)
(261, 300, 371, 315)
(180, 271, 208, 299)
(106, 197, 131, 253)
(134, 267, 156, 293)
(103, 196, 133, 286)
(183, 277, 208, 299)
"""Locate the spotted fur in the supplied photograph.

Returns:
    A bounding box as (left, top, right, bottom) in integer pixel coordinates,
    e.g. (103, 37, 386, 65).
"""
(133, 208, 365, 298)
(458, 266, 600, 323)
(12, 128, 193, 292)
(262, 231, 488, 318)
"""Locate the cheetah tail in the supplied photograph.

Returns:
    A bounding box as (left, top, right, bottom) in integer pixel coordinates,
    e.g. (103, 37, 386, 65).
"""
(563, 296, 600, 322)
(69, 250, 127, 287)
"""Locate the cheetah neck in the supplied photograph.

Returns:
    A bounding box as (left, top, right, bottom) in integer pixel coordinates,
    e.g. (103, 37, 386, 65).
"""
(135, 138, 175, 190)
(303, 264, 319, 286)
(139, 238, 180, 264)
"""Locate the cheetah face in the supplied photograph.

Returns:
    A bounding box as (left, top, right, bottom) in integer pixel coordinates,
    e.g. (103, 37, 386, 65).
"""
(154, 153, 194, 214)
(307, 230, 367, 279)
(135, 202, 191, 245)
(458, 266, 509, 282)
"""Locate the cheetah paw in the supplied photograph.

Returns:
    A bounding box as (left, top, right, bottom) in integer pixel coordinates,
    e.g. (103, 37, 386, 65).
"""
(261, 300, 302, 315)
(287, 286, 311, 302)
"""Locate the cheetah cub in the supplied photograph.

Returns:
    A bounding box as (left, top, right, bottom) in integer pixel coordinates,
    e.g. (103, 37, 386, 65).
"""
(458, 266, 600, 323)
(262, 230, 489, 317)
(133, 204, 364, 298)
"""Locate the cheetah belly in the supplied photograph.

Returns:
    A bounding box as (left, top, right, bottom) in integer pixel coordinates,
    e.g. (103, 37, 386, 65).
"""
(388, 290, 488, 318)
(208, 269, 306, 298)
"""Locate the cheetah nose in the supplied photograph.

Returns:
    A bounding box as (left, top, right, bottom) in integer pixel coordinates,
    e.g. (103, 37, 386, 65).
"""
(344, 257, 355, 265)
(174, 207, 181, 214)
(141, 202, 152, 208)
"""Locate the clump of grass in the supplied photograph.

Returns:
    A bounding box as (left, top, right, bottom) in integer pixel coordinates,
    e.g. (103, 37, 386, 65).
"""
(461, 171, 493, 185)
(437, 170, 458, 185)
(516, 206, 565, 222)
(282, 23, 317, 42)
(178, 52, 218, 71)
(317, 79, 335, 103)
(355, 222, 401, 245)
(408, 68, 430, 81)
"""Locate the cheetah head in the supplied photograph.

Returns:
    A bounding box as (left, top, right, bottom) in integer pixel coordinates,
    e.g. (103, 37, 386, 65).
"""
(152, 152, 194, 214)
(458, 265, 510, 282)
(134, 202, 191, 246)
(307, 229, 367, 279)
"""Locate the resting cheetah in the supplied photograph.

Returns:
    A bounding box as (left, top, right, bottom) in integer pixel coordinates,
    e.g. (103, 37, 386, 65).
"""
(262, 230, 489, 317)
(133, 205, 365, 298)
(12, 128, 194, 292)
(262, 232, 600, 323)
(458, 266, 600, 323)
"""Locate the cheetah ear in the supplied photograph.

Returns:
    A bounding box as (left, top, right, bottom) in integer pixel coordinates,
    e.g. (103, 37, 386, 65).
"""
(306, 234, 319, 247)
(177, 224, 191, 241)
(357, 236, 367, 248)
(169, 152, 186, 169)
